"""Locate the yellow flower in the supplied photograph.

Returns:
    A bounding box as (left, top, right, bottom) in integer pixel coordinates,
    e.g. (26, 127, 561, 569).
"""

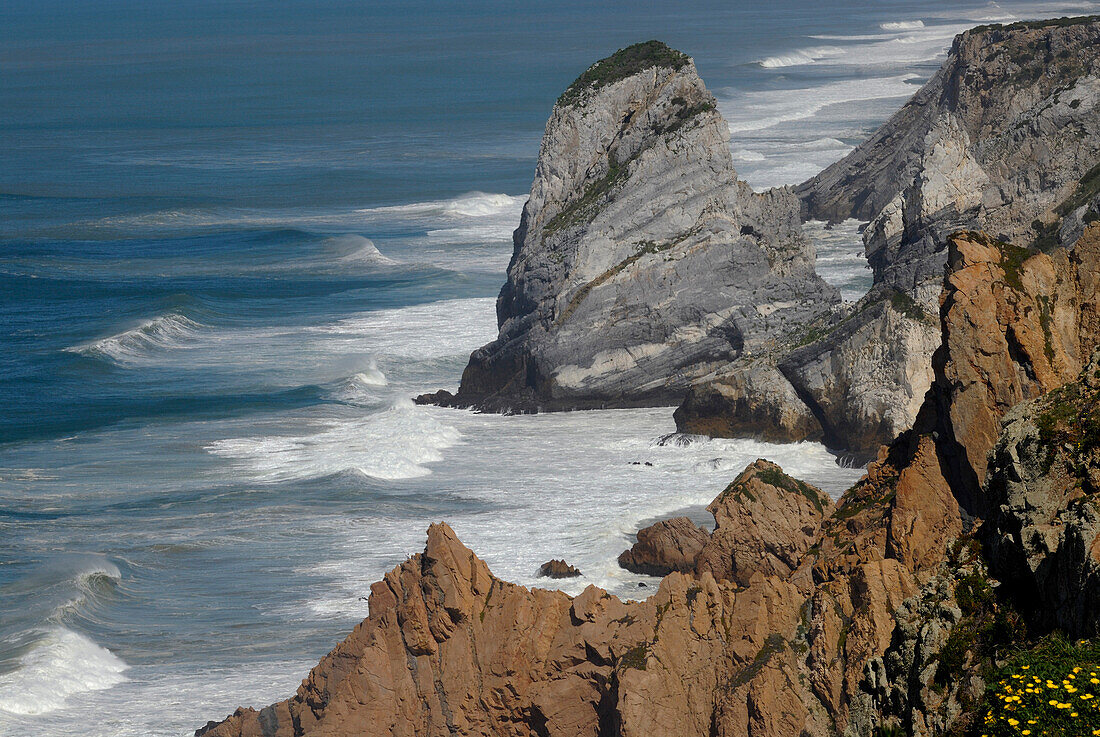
(1022, 731, 1031, 735)
(1092, 678, 1100, 684)
(1008, 718, 1019, 726)
(1022, 665, 1030, 669)
(1051, 699, 1061, 706)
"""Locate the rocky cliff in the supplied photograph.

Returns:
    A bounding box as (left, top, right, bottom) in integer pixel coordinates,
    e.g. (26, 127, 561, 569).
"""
(680, 17, 1100, 460)
(429, 41, 838, 412)
(776, 16, 1100, 459)
(199, 221, 1100, 737)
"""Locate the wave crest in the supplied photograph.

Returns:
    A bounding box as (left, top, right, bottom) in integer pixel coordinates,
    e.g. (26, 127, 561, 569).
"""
(759, 45, 844, 68)
(323, 235, 398, 265)
(0, 627, 128, 715)
(880, 20, 925, 30)
(70, 313, 204, 364)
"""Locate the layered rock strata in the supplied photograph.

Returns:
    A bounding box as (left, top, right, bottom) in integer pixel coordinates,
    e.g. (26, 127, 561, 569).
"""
(681, 17, 1100, 459)
(433, 41, 838, 412)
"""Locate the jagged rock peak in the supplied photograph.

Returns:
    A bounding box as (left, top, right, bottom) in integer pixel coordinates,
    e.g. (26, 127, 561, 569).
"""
(433, 41, 838, 413)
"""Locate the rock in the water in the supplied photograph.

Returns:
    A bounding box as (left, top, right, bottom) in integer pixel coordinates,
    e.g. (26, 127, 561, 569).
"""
(674, 360, 823, 443)
(696, 459, 832, 586)
(538, 558, 582, 578)
(442, 41, 837, 413)
(617, 516, 708, 576)
(413, 389, 454, 405)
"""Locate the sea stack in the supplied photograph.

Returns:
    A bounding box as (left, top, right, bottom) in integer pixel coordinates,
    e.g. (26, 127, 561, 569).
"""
(436, 41, 838, 413)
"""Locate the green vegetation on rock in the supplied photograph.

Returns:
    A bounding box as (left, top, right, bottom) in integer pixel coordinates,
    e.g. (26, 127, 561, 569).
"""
(971, 14, 1100, 34)
(557, 41, 690, 107)
(1055, 161, 1100, 217)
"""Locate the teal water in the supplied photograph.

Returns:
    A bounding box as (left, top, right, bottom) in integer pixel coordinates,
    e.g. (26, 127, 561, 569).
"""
(2, 1, 1094, 734)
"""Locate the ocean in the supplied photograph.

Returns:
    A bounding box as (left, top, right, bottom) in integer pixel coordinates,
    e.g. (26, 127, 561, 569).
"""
(1, 1, 1095, 734)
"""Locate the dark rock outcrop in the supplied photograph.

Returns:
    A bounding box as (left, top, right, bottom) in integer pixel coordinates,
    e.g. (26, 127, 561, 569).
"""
(617, 516, 707, 576)
(538, 559, 582, 578)
(985, 346, 1100, 636)
(436, 41, 838, 413)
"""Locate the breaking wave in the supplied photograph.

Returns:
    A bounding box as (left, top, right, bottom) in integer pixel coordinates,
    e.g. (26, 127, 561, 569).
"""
(759, 45, 845, 68)
(69, 312, 205, 364)
(0, 628, 129, 716)
(204, 400, 461, 482)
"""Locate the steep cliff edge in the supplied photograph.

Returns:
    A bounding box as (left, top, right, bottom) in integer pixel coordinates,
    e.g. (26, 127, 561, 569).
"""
(797, 16, 1100, 291)
(433, 41, 838, 413)
(680, 17, 1100, 460)
(197, 223, 1100, 737)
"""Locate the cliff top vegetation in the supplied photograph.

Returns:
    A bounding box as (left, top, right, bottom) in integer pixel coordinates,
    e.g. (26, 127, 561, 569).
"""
(558, 40, 690, 107)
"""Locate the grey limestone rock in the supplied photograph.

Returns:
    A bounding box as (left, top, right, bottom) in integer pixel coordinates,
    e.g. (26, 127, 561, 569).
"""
(781, 17, 1100, 456)
(446, 41, 839, 412)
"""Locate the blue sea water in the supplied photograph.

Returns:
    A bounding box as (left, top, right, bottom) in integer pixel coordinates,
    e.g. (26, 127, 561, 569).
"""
(2, 0, 1097, 733)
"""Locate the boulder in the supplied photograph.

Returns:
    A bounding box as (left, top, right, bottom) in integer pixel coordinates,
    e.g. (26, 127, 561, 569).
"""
(538, 559, 582, 578)
(617, 516, 708, 576)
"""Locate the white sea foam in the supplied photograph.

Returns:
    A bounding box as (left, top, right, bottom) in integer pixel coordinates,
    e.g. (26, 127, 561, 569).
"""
(880, 20, 925, 30)
(730, 148, 766, 162)
(326, 366, 390, 406)
(287, 407, 869, 617)
(0, 627, 129, 716)
(758, 45, 845, 68)
(722, 73, 921, 134)
(311, 297, 498, 362)
(70, 313, 205, 364)
(205, 400, 461, 482)
(89, 192, 525, 237)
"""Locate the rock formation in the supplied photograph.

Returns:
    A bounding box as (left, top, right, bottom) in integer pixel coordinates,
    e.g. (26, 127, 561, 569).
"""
(199, 27, 1100, 737)
(783, 16, 1100, 458)
(681, 17, 1100, 460)
(617, 516, 707, 576)
(431, 41, 838, 413)
(984, 346, 1100, 636)
(538, 559, 582, 578)
(693, 459, 831, 586)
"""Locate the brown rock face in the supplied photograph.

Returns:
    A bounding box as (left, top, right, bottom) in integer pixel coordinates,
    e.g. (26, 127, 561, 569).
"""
(617, 516, 708, 576)
(696, 459, 832, 586)
(932, 228, 1100, 512)
(197, 225, 1100, 737)
(198, 522, 811, 737)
